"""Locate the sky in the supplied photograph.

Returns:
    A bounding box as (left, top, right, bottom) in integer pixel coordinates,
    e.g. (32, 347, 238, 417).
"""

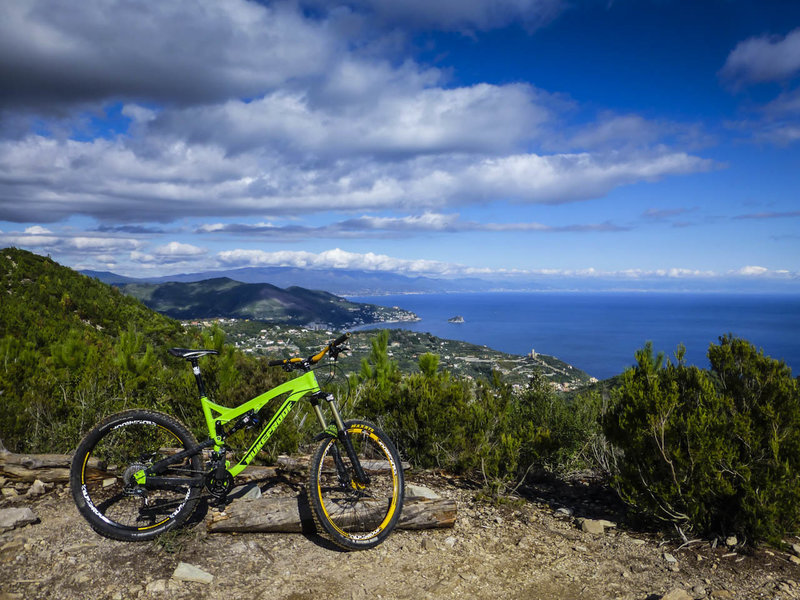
(1, 0, 799, 290)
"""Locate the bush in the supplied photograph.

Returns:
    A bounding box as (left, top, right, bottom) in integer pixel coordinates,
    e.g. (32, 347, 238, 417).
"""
(604, 336, 800, 543)
(354, 338, 601, 493)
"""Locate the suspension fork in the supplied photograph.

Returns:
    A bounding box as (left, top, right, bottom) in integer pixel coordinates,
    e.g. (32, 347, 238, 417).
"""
(310, 392, 370, 485)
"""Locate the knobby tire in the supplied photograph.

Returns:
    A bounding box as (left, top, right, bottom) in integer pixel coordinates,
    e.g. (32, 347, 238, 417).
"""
(70, 409, 203, 542)
(308, 419, 405, 550)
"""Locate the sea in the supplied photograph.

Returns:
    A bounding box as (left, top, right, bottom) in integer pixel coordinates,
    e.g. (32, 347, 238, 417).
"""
(348, 292, 800, 380)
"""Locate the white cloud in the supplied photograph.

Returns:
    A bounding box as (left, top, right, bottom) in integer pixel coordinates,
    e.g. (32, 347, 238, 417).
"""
(0, 131, 714, 223)
(217, 247, 465, 276)
(734, 265, 770, 277)
(0, 228, 140, 253)
(215, 248, 798, 280)
(145, 82, 550, 158)
(720, 27, 800, 86)
(154, 242, 206, 258)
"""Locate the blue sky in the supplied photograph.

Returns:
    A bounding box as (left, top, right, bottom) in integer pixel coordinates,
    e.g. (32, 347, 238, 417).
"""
(1, 0, 799, 290)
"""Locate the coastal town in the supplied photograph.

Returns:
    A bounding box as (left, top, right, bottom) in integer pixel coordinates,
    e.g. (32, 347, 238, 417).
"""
(186, 318, 597, 391)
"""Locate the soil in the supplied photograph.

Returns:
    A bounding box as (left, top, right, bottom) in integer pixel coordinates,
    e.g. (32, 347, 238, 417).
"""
(3, 471, 800, 600)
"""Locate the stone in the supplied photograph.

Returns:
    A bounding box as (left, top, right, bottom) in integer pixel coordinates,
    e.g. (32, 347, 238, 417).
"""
(663, 552, 677, 564)
(555, 507, 573, 517)
(0, 507, 38, 533)
(660, 588, 692, 600)
(172, 562, 214, 584)
(26, 479, 46, 497)
(789, 555, 800, 565)
(146, 579, 169, 593)
(725, 535, 737, 547)
(405, 484, 440, 499)
(709, 591, 733, 599)
(692, 584, 707, 598)
(580, 519, 608, 535)
(1, 488, 19, 498)
(792, 543, 800, 557)
(444, 536, 457, 549)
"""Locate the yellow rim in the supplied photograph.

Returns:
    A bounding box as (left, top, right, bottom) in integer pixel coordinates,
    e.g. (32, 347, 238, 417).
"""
(316, 427, 399, 541)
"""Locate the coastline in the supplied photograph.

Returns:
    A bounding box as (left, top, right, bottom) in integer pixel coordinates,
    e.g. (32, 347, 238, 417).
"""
(347, 291, 800, 380)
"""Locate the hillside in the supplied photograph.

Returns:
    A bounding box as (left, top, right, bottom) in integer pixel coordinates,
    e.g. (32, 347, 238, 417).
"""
(1, 248, 184, 348)
(118, 278, 418, 328)
(0, 248, 288, 454)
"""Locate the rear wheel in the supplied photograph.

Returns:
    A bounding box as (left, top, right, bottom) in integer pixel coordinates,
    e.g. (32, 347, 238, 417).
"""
(70, 409, 203, 541)
(308, 419, 404, 550)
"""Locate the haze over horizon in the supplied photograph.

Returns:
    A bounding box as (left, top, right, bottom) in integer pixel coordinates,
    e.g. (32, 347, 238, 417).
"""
(1, 1, 799, 292)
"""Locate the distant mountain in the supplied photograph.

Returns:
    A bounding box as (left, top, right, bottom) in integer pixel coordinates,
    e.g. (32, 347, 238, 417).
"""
(84, 266, 509, 295)
(119, 278, 418, 327)
(80, 269, 141, 285)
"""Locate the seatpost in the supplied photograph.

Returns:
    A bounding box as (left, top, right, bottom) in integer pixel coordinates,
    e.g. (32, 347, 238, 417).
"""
(190, 359, 207, 398)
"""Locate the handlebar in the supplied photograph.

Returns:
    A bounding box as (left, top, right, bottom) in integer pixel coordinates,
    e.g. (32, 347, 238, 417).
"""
(268, 332, 350, 369)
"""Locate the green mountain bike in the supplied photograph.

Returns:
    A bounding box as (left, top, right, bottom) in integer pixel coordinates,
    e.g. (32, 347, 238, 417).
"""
(70, 333, 405, 550)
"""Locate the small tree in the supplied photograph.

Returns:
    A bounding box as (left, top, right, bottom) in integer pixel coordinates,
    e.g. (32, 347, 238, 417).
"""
(604, 337, 800, 543)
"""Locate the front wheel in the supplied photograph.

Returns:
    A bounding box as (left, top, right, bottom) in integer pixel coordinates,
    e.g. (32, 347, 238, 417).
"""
(70, 409, 203, 541)
(308, 420, 405, 550)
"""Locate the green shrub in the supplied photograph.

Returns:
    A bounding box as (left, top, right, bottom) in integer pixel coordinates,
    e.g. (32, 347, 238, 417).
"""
(354, 340, 601, 493)
(604, 336, 800, 543)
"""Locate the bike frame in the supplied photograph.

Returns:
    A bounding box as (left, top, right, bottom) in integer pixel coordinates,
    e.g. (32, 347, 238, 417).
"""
(202, 369, 323, 477)
(134, 368, 343, 486)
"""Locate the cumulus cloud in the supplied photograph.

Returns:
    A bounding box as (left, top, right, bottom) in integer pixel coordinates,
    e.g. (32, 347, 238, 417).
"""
(0, 0, 337, 110)
(217, 247, 467, 276)
(130, 241, 206, 265)
(146, 82, 550, 158)
(214, 247, 798, 281)
(0, 129, 713, 223)
(720, 27, 800, 86)
(0, 227, 141, 253)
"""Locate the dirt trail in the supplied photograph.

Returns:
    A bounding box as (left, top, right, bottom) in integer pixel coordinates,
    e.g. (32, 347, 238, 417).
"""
(2, 472, 800, 600)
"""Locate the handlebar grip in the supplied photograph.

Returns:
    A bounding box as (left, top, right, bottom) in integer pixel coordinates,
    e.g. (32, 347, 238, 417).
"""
(333, 332, 350, 346)
(268, 359, 286, 367)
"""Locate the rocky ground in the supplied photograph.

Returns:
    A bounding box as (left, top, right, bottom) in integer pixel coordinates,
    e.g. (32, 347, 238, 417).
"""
(3, 471, 800, 600)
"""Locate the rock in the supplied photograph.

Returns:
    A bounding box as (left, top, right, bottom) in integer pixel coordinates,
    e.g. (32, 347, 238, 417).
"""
(791, 543, 800, 557)
(580, 518, 614, 535)
(1, 488, 19, 498)
(0, 507, 38, 532)
(555, 507, 573, 517)
(26, 479, 46, 497)
(146, 579, 169, 593)
(660, 588, 692, 600)
(789, 555, 800, 565)
(709, 590, 733, 599)
(725, 535, 737, 547)
(172, 562, 214, 584)
(663, 552, 677, 564)
(444, 536, 457, 548)
(692, 584, 707, 598)
(405, 484, 440, 499)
